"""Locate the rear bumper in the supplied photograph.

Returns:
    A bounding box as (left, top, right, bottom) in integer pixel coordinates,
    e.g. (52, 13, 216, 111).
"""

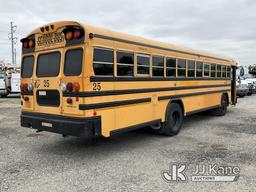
(21, 112, 101, 137)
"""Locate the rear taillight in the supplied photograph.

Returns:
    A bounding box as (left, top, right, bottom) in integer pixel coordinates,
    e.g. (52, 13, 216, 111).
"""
(73, 82, 80, 92)
(23, 41, 29, 48)
(66, 82, 73, 92)
(20, 83, 28, 92)
(28, 39, 34, 48)
(21, 36, 35, 49)
(63, 27, 84, 44)
(62, 82, 80, 92)
(74, 30, 82, 39)
(65, 31, 73, 41)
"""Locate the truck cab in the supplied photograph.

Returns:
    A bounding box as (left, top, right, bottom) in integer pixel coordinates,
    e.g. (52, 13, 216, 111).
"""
(0, 72, 9, 97)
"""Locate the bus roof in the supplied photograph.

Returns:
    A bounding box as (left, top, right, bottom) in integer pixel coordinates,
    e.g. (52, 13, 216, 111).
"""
(28, 21, 237, 65)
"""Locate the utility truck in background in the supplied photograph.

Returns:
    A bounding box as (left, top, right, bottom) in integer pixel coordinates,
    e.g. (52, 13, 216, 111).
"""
(0, 71, 20, 97)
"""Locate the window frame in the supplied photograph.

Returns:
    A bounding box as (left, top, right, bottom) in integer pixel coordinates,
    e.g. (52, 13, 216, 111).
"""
(227, 66, 231, 78)
(217, 64, 222, 78)
(116, 50, 134, 77)
(187, 60, 196, 78)
(166, 57, 177, 77)
(64, 48, 83, 76)
(210, 64, 216, 78)
(93, 47, 114, 77)
(196, 61, 203, 78)
(152, 55, 164, 77)
(136, 53, 150, 77)
(222, 65, 227, 78)
(177, 59, 187, 77)
(204, 62, 210, 78)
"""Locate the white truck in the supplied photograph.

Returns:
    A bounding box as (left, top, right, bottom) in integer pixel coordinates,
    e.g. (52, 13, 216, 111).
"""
(0, 72, 20, 97)
(0, 72, 9, 97)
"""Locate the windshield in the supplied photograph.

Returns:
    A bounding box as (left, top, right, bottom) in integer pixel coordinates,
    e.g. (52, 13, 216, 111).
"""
(36, 52, 61, 77)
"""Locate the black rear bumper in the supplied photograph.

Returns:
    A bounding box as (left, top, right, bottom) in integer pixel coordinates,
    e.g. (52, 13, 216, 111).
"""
(21, 112, 101, 137)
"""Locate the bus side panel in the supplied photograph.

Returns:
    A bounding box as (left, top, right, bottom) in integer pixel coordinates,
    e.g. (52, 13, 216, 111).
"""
(114, 103, 153, 132)
(182, 93, 222, 115)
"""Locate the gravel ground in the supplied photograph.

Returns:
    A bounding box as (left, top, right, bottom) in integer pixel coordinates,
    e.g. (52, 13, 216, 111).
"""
(0, 94, 255, 192)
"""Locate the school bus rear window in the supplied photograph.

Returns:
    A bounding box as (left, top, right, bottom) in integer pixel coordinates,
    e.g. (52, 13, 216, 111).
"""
(21, 56, 34, 78)
(64, 48, 83, 76)
(36, 52, 61, 77)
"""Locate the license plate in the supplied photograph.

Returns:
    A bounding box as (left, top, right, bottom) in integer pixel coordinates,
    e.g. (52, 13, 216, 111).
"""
(39, 91, 46, 96)
(42, 122, 52, 128)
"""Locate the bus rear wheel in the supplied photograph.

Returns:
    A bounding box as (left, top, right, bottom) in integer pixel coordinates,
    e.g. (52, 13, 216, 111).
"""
(157, 103, 183, 136)
(211, 95, 228, 116)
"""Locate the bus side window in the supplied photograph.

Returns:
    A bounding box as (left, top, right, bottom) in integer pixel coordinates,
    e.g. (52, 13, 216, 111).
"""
(117, 51, 134, 76)
(187, 60, 195, 78)
(227, 66, 231, 78)
(211, 64, 216, 78)
(204, 63, 210, 77)
(217, 65, 222, 78)
(222, 65, 227, 78)
(166, 57, 176, 77)
(177, 59, 186, 77)
(152, 56, 164, 77)
(93, 47, 114, 76)
(136, 54, 150, 76)
(196, 61, 203, 78)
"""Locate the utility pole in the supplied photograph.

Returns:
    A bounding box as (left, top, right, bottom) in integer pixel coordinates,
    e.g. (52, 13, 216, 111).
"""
(8, 21, 17, 65)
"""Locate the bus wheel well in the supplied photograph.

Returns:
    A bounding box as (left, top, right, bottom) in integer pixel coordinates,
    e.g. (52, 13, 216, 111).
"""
(223, 93, 229, 106)
(170, 99, 185, 116)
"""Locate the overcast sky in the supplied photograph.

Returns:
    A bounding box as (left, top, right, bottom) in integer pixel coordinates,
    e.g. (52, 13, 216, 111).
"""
(0, 0, 255, 66)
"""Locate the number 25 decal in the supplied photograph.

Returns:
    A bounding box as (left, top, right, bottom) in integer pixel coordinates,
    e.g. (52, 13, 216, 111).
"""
(93, 82, 101, 91)
(44, 80, 50, 87)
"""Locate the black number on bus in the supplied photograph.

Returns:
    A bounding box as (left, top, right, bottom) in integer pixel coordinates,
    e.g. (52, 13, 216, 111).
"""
(93, 82, 101, 91)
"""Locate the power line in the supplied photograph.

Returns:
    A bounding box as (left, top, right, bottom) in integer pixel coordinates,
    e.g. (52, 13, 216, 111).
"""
(8, 21, 17, 65)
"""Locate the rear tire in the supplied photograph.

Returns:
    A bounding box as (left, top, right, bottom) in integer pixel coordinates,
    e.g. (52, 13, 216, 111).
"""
(211, 94, 228, 116)
(156, 103, 184, 136)
(1, 93, 8, 98)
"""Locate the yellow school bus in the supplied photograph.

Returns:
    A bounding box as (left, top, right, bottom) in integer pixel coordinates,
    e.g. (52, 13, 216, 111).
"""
(20, 21, 237, 138)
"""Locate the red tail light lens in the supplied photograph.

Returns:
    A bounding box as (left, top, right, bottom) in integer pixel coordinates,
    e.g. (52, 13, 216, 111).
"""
(28, 39, 34, 48)
(66, 82, 73, 92)
(74, 30, 81, 39)
(65, 31, 73, 41)
(20, 83, 28, 92)
(66, 82, 80, 92)
(23, 41, 29, 48)
(73, 82, 80, 92)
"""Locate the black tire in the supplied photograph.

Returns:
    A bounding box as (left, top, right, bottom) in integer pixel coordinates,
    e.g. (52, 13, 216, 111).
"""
(157, 103, 184, 136)
(0, 94, 8, 98)
(211, 94, 228, 116)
